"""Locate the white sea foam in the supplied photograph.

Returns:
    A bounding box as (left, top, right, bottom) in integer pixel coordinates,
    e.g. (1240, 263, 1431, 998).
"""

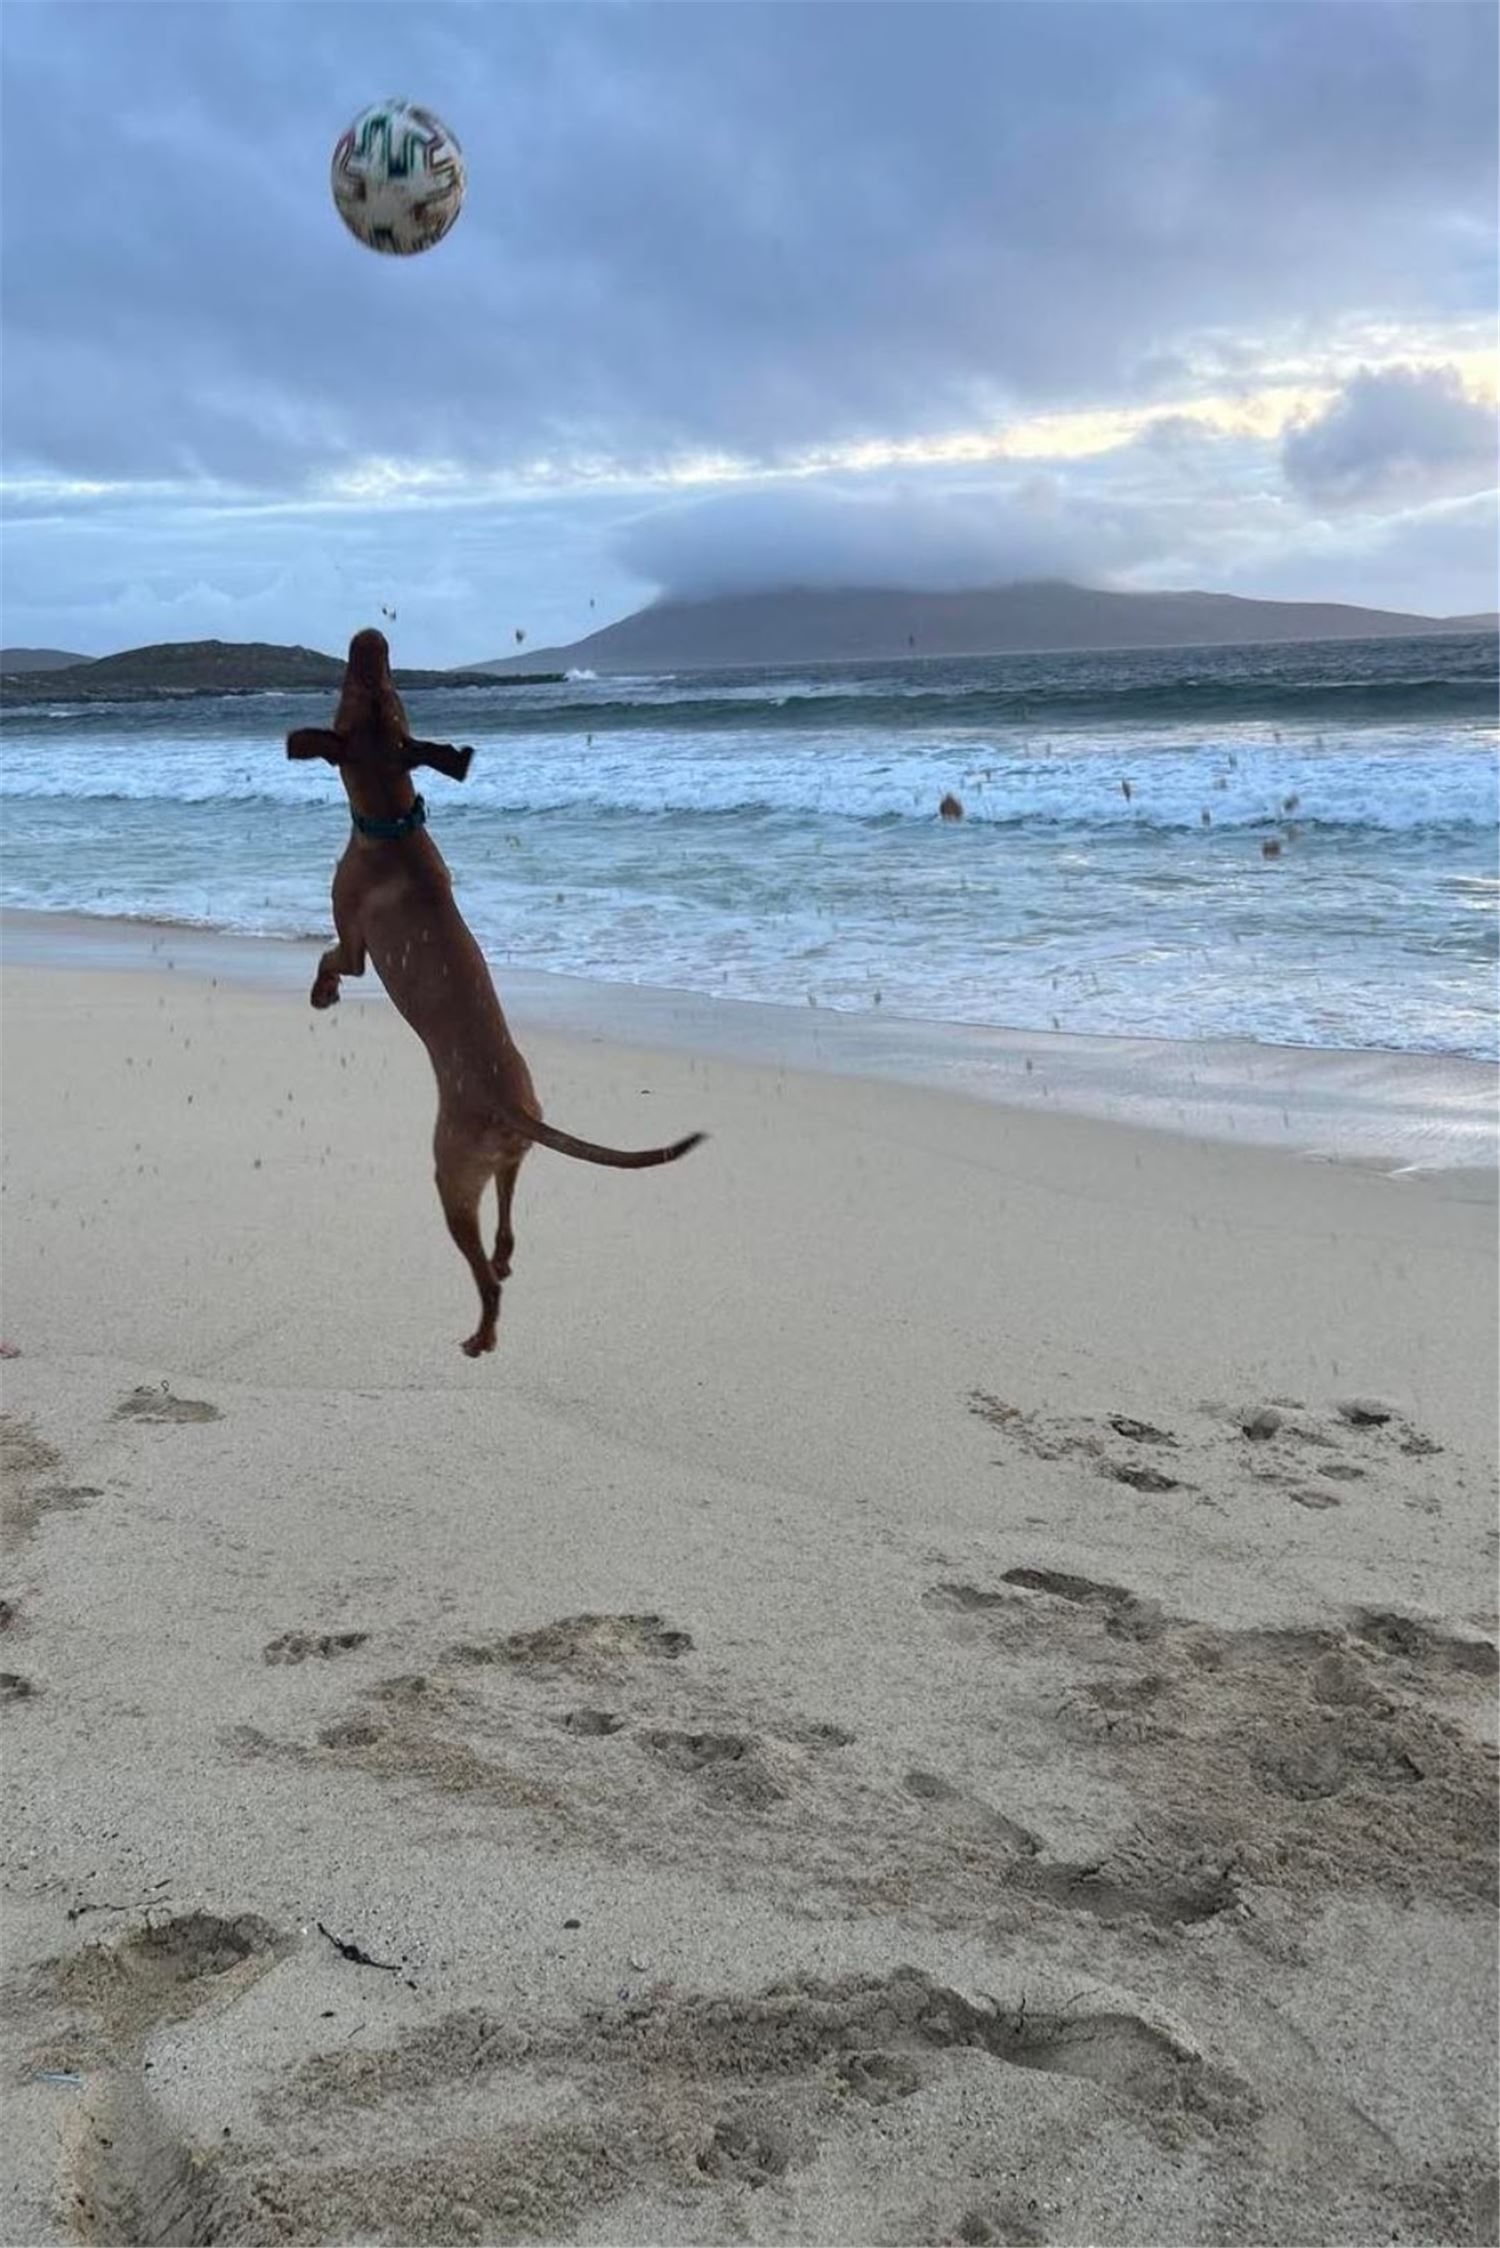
(2, 641, 1495, 1060)
(2, 729, 1492, 837)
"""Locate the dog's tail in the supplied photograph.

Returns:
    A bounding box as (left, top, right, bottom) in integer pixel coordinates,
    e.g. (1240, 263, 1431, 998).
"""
(510, 1114, 706, 1170)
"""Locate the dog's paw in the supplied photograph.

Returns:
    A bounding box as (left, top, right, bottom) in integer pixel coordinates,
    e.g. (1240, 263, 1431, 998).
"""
(310, 980, 340, 1010)
(461, 1328, 498, 1358)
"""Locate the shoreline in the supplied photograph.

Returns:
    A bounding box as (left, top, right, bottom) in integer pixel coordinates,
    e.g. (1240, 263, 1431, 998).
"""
(4, 904, 1495, 1178)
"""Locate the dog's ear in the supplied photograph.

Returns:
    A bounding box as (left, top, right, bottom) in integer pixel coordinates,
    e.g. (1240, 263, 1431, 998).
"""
(406, 738, 474, 782)
(286, 728, 344, 764)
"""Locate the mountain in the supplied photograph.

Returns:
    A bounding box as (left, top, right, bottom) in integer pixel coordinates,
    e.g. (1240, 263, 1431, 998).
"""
(472, 581, 1498, 673)
(0, 646, 94, 672)
(0, 639, 562, 704)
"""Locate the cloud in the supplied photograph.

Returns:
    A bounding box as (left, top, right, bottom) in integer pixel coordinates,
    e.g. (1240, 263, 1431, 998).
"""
(1, 2, 1494, 491)
(1282, 365, 1497, 509)
(615, 477, 1112, 598)
(612, 409, 1287, 602)
(612, 435, 1497, 621)
(1193, 489, 1499, 618)
(0, 480, 652, 668)
(4, 445, 1493, 666)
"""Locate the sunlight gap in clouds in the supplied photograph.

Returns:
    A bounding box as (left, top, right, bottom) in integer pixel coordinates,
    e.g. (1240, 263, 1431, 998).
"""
(11, 339, 1487, 524)
(252, 345, 1500, 509)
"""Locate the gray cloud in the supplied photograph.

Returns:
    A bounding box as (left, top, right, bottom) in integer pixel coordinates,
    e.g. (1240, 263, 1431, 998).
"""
(612, 436, 1497, 620)
(612, 409, 1290, 602)
(3, 446, 1493, 666)
(2, 2, 1494, 490)
(1281, 365, 1497, 510)
(0, 481, 651, 668)
(614, 478, 1112, 598)
(1197, 490, 1499, 618)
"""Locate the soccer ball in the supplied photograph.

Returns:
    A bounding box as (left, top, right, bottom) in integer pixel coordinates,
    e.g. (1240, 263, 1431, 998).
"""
(331, 100, 465, 257)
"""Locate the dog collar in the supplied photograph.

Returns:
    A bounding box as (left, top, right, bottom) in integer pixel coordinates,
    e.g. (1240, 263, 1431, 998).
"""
(352, 794, 427, 842)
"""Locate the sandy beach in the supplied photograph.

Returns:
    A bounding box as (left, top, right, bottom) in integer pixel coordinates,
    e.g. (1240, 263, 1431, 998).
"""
(2, 928, 1496, 2247)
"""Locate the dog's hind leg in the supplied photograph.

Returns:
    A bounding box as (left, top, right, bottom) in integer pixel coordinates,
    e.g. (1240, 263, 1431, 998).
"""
(491, 1152, 525, 1282)
(435, 1128, 502, 1357)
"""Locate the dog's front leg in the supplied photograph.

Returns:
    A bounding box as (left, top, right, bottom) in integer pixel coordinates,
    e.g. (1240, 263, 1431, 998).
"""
(310, 905, 367, 1010)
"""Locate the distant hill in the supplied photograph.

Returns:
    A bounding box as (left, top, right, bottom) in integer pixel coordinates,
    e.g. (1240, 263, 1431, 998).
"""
(0, 638, 563, 705)
(473, 580, 1499, 673)
(0, 646, 93, 672)
(20, 640, 348, 692)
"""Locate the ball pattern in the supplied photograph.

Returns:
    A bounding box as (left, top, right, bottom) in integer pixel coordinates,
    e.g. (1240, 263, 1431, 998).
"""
(331, 100, 466, 257)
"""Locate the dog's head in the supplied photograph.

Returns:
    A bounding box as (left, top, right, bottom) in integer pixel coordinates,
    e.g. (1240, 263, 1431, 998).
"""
(286, 628, 473, 783)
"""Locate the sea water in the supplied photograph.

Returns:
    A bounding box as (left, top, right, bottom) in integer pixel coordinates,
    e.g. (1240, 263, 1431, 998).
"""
(3, 633, 1495, 1059)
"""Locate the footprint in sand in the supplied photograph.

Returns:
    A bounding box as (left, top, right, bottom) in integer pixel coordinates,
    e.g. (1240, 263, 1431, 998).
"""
(1104, 1460, 1183, 1493)
(303, 1676, 561, 1808)
(50, 1949, 1250, 2248)
(970, 1389, 1456, 1515)
(263, 1630, 370, 1666)
(603, 1967, 1245, 2128)
(953, 2204, 1047, 2246)
(112, 1386, 220, 1425)
(558, 1706, 627, 1736)
(1350, 1607, 1499, 1678)
(1107, 1416, 1179, 1447)
(780, 1718, 856, 1750)
(1231, 1397, 1447, 1472)
(1, 1416, 105, 1547)
(968, 1395, 1192, 1494)
(445, 1612, 693, 1669)
(927, 1571, 1164, 1647)
(641, 1727, 791, 1810)
(902, 1768, 1041, 1855)
(696, 2111, 800, 2184)
(1335, 1397, 1444, 1454)
(836, 2048, 924, 2103)
(1000, 1566, 1166, 1641)
(1019, 1854, 1237, 1930)
(271, 1964, 1246, 2159)
(55, 1912, 286, 2245)
(1065, 1670, 1179, 1747)
(924, 1565, 1497, 1913)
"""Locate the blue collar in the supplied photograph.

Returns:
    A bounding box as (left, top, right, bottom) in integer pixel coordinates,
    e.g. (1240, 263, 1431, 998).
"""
(352, 794, 427, 842)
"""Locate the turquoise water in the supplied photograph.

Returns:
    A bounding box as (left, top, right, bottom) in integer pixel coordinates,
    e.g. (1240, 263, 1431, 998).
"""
(3, 633, 1496, 1057)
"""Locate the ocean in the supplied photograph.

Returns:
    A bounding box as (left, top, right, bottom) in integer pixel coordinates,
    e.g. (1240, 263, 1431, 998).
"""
(2, 633, 1496, 1060)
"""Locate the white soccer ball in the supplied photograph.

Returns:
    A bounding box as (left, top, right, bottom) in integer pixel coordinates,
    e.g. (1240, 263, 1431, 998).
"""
(331, 100, 466, 257)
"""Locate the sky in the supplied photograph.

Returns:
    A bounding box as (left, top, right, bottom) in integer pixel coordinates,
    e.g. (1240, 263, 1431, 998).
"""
(1, 0, 1496, 667)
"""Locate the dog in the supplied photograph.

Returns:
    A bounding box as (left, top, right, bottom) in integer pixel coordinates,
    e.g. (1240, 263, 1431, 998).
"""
(288, 628, 703, 1355)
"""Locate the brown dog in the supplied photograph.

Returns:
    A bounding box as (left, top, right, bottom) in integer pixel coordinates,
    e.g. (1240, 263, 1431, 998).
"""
(289, 628, 703, 1355)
